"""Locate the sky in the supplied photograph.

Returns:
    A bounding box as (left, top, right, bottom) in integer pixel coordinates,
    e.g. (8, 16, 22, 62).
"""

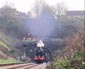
(0, 0, 84, 13)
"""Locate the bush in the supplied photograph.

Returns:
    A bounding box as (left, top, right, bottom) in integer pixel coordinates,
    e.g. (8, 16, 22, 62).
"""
(54, 52, 85, 69)
(54, 59, 72, 69)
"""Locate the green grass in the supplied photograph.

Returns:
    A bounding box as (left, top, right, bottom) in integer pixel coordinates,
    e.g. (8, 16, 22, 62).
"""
(0, 41, 10, 50)
(0, 32, 20, 43)
(0, 51, 6, 56)
(0, 32, 9, 44)
(0, 32, 22, 64)
(0, 57, 18, 64)
(0, 32, 10, 50)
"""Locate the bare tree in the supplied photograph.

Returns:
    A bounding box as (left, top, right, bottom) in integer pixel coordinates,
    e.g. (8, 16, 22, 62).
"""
(53, 2, 68, 16)
(33, 0, 46, 16)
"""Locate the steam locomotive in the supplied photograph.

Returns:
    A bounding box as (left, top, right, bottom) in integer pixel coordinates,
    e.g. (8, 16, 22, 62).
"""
(34, 56, 46, 63)
(33, 47, 51, 64)
(34, 52, 51, 64)
(22, 33, 53, 64)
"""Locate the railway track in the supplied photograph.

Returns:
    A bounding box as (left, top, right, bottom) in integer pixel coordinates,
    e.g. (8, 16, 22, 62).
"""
(0, 63, 38, 69)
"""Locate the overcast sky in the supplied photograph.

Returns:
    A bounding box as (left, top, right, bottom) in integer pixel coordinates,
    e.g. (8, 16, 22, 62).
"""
(0, 0, 84, 13)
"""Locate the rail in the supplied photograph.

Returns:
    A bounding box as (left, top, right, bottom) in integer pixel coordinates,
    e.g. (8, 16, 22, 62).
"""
(0, 63, 38, 69)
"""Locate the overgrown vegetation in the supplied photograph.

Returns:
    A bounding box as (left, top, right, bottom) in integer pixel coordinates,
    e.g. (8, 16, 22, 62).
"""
(54, 52, 85, 69)
(53, 30, 85, 69)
